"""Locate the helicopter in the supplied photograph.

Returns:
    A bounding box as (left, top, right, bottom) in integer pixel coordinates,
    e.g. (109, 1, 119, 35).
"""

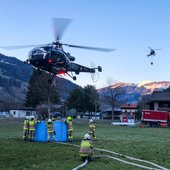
(147, 47, 162, 65)
(0, 18, 115, 83)
(147, 47, 156, 57)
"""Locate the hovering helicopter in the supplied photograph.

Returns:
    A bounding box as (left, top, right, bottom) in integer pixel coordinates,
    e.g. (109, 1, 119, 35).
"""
(0, 18, 114, 83)
(147, 47, 162, 65)
(147, 47, 156, 57)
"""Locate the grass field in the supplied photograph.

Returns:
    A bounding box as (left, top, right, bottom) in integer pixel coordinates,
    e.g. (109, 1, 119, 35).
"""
(0, 118, 170, 170)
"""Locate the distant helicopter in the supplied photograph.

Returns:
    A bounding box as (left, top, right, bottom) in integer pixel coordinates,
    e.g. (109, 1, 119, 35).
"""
(0, 18, 115, 83)
(147, 47, 162, 65)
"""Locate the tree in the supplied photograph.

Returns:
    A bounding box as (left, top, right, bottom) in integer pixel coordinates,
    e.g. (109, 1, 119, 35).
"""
(66, 85, 99, 117)
(66, 88, 85, 113)
(103, 79, 125, 120)
(84, 85, 99, 116)
(25, 69, 60, 108)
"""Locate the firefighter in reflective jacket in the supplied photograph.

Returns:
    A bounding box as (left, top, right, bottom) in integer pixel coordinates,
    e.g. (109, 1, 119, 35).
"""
(23, 116, 29, 141)
(79, 133, 94, 161)
(66, 116, 73, 142)
(46, 119, 55, 142)
(29, 116, 36, 141)
(88, 119, 96, 139)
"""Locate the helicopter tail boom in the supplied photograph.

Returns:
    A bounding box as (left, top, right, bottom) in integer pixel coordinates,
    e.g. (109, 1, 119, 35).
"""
(68, 63, 101, 74)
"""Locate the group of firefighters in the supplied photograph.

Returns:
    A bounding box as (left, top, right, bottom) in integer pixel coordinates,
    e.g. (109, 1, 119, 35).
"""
(23, 115, 37, 141)
(23, 115, 74, 142)
(23, 115, 96, 161)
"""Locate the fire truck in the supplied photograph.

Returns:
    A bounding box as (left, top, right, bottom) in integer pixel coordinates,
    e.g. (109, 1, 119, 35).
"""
(141, 109, 170, 127)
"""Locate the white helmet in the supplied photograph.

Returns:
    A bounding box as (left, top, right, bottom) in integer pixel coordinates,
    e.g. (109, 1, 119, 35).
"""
(30, 115, 34, 120)
(47, 119, 52, 123)
(89, 119, 93, 123)
(84, 133, 91, 140)
(25, 116, 29, 119)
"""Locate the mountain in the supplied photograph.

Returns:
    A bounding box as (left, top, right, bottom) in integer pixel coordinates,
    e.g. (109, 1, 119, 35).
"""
(0, 53, 32, 102)
(98, 81, 170, 104)
(137, 81, 170, 92)
(1, 53, 170, 105)
(0, 53, 80, 103)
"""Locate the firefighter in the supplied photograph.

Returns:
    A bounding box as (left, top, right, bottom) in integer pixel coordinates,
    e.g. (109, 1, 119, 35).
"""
(79, 133, 94, 161)
(88, 119, 96, 139)
(29, 116, 36, 142)
(23, 116, 29, 141)
(66, 116, 73, 142)
(46, 118, 55, 142)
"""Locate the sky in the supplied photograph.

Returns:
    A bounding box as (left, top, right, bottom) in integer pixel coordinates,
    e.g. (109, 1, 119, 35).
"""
(0, 0, 170, 89)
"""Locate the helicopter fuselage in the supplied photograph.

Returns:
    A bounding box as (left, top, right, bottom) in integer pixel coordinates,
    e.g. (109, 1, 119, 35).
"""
(28, 45, 71, 74)
(147, 49, 156, 57)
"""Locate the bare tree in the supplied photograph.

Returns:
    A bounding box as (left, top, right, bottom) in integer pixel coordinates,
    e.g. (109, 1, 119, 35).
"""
(103, 78, 126, 120)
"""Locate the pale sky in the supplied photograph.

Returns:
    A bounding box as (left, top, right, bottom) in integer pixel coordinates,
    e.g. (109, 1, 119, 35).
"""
(0, 0, 170, 88)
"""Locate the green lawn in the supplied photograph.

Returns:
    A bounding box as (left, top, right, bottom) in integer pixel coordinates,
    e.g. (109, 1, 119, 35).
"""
(0, 118, 170, 170)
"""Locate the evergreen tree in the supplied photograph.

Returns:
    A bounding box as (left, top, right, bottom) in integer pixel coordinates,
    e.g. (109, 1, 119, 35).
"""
(66, 88, 85, 112)
(66, 85, 98, 115)
(25, 69, 60, 108)
(84, 85, 98, 113)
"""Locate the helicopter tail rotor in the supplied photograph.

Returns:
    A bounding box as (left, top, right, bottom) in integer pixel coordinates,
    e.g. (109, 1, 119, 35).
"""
(90, 62, 101, 82)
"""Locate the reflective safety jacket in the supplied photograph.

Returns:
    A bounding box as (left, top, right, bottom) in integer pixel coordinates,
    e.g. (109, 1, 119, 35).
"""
(67, 120, 73, 131)
(29, 120, 35, 131)
(79, 140, 93, 157)
(46, 122, 54, 133)
(89, 123, 95, 133)
(23, 120, 29, 130)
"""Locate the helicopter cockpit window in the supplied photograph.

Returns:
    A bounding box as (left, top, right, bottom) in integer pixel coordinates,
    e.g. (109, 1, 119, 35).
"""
(43, 48, 66, 63)
(28, 47, 47, 60)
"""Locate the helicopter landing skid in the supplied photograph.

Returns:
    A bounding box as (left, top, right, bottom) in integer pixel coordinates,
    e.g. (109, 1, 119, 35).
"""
(67, 72, 76, 81)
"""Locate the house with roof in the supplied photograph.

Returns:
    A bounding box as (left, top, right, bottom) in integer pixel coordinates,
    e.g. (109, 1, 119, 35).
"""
(147, 88, 170, 111)
(10, 109, 36, 118)
(120, 104, 138, 113)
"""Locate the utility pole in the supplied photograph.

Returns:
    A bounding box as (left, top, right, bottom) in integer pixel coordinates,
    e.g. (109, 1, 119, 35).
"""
(47, 83, 52, 119)
(48, 95, 50, 119)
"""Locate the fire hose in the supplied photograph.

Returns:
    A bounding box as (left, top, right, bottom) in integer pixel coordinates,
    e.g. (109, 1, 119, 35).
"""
(55, 142, 169, 170)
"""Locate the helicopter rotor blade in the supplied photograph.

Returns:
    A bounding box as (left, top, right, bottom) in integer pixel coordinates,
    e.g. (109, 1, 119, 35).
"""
(53, 18, 72, 41)
(62, 43, 115, 52)
(153, 49, 163, 51)
(148, 47, 163, 51)
(0, 44, 45, 50)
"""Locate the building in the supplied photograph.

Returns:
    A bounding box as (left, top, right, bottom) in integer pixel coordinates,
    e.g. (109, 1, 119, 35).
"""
(10, 109, 36, 118)
(120, 104, 138, 122)
(147, 88, 170, 111)
(100, 106, 122, 119)
(121, 104, 138, 113)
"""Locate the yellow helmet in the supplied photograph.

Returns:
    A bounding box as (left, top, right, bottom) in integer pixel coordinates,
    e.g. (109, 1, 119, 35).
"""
(67, 116, 72, 121)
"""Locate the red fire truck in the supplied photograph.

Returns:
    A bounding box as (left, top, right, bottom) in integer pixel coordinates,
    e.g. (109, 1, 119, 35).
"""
(141, 109, 170, 127)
